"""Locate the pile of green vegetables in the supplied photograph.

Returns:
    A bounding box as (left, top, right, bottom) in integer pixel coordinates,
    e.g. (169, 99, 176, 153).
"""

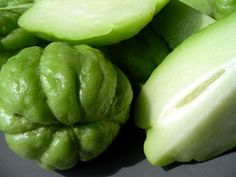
(1, 0, 236, 171)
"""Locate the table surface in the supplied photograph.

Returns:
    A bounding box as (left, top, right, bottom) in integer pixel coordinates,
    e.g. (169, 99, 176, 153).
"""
(1, 121, 236, 177)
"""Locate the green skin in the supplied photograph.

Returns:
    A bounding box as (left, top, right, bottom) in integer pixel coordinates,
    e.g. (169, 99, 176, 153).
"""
(0, 42, 133, 170)
(18, 0, 169, 46)
(214, 0, 236, 19)
(0, 10, 19, 37)
(0, 52, 14, 67)
(104, 26, 170, 84)
(135, 12, 236, 166)
(0, 0, 34, 7)
(0, 0, 34, 13)
(153, 0, 215, 49)
(0, 10, 36, 65)
(179, 0, 215, 16)
(1, 27, 41, 51)
(0, 2, 40, 52)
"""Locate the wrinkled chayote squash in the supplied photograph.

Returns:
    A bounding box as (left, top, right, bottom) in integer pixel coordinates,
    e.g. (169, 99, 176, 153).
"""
(0, 42, 133, 170)
(18, 0, 169, 46)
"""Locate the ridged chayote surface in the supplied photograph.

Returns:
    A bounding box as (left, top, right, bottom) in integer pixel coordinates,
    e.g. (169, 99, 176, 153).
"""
(0, 42, 133, 170)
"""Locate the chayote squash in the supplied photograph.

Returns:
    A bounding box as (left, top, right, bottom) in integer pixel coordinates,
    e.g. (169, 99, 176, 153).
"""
(214, 0, 236, 19)
(0, 1, 41, 52)
(0, 52, 14, 67)
(104, 26, 170, 84)
(0, 0, 34, 13)
(0, 42, 133, 170)
(179, 0, 215, 17)
(0, 10, 19, 37)
(152, 0, 215, 49)
(135, 11, 236, 166)
(18, 0, 169, 46)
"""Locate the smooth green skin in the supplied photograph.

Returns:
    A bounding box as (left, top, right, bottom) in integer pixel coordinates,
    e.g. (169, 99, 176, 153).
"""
(0, 0, 34, 7)
(180, 0, 215, 16)
(0, 0, 34, 13)
(104, 26, 170, 84)
(135, 12, 236, 166)
(1, 28, 40, 51)
(0, 52, 14, 68)
(0, 52, 13, 68)
(0, 5, 40, 52)
(214, 0, 236, 19)
(153, 0, 215, 49)
(18, 0, 169, 46)
(0, 42, 133, 170)
(0, 10, 19, 36)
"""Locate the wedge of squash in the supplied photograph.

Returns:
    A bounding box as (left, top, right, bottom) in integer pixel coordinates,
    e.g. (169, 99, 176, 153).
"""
(135, 12, 236, 166)
(19, 0, 169, 46)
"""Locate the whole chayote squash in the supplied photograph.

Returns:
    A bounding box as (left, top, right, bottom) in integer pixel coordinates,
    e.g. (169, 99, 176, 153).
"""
(0, 42, 133, 170)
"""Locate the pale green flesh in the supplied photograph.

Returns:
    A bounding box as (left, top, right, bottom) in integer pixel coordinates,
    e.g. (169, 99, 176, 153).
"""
(19, 0, 169, 45)
(153, 0, 215, 49)
(135, 12, 236, 166)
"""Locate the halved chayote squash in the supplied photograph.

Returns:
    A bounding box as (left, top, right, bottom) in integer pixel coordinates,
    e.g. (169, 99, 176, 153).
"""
(18, 0, 169, 46)
(135, 12, 236, 166)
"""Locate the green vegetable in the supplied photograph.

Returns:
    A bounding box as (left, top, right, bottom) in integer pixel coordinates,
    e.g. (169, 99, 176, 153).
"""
(179, 0, 215, 16)
(1, 27, 40, 51)
(135, 12, 236, 166)
(214, 0, 236, 19)
(0, 3, 40, 52)
(0, 52, 14, 67)
(0, 0, 34, 13)
(0, 0, 34, 7)
(153, 0, 215, 49)
(0, 10, 19, 36)
(0, 42, 133, 170)
(18, 0, 169, 46)
(104, 26, 170, 84)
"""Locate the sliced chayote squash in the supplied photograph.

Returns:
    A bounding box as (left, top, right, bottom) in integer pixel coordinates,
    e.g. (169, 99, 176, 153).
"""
(18, 0, 169, 46)
(135, 12, 236, 166)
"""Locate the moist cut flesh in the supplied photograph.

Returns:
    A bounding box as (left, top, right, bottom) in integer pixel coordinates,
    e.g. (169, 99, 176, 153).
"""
(135, 12, 236, 166)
